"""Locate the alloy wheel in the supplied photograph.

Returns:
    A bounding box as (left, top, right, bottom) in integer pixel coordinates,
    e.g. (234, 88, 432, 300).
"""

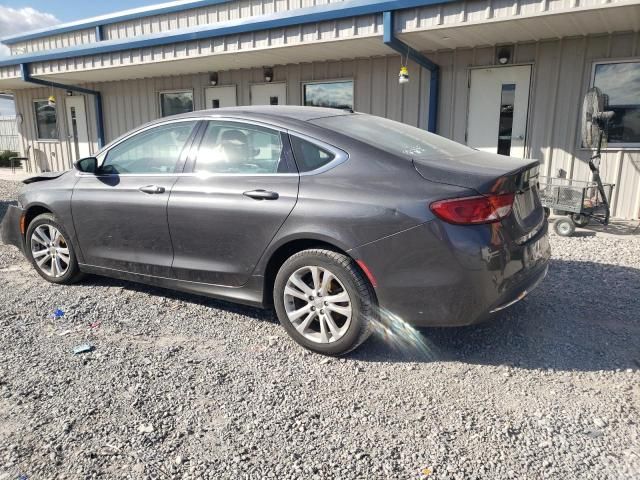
(30, 224, 70, 278)
(283, 266, 352, 344)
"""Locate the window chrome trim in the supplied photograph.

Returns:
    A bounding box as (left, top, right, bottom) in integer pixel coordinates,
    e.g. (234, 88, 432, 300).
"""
(286, 130, 349, 176)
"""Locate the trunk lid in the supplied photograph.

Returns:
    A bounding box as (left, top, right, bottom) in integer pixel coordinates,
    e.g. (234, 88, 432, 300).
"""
(413, 151, 545, 241)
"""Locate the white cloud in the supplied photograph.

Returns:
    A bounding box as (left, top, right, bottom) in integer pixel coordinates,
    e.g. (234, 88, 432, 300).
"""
(0, 5, 60, 58)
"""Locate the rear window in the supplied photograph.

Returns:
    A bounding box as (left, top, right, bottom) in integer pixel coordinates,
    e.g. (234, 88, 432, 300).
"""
(311, 114, 475, 160)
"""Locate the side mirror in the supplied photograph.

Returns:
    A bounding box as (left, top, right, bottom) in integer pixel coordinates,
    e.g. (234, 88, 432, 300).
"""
(74, 157, 98, 174)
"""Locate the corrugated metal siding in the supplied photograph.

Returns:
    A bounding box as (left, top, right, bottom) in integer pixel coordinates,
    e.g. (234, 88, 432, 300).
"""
(9, 29, 97, 56)
(0, 65, 21, 80)
(103, 0, 346, 41)
(397, 0, 636, 31)
(0, 117, 20, 152)
(432, 32, 640, 219)
(6, 0, 348, 56)
(29, 14, 382, 76)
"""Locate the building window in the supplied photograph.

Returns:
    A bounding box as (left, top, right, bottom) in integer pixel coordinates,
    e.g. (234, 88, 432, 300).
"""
(159, 90, 194, 117)
(592, 61, 640, 146)
(33, 99, 58, 140)
(303, 80, 353, 110)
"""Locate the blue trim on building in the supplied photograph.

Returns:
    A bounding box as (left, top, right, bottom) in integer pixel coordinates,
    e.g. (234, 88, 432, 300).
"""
(20, 64, 106, 148)
(1, 0, 233, 45)
(0, 0, 454, 67)
(383, 10, 438, 133)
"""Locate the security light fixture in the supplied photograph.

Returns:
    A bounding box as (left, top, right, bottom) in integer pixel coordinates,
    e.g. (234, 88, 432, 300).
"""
(264, 67, 274, 83)
(66, 90, 73, 96)
(497, 46, 512, 65)
(209, 72, 218, 86)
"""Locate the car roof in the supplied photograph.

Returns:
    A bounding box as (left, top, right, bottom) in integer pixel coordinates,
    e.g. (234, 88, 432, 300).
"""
(174, 105, 353, 127)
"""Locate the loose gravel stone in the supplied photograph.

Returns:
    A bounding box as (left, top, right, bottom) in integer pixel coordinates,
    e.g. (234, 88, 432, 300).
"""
(0, 178, 638, 479)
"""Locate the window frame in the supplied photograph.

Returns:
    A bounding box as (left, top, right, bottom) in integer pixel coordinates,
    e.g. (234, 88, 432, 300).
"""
(33, 98, 59, 142)
(588, 58, 640, 150)
(301, 79, 355, 111)
(158, 89, 195, 118)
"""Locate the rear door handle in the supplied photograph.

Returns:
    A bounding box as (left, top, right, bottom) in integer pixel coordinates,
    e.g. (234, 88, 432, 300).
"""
(243, 189, 279, 200)
(139, 185, 166, 194)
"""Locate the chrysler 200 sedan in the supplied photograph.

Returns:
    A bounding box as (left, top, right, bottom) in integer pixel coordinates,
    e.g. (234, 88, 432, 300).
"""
(1, 106, 550, 355)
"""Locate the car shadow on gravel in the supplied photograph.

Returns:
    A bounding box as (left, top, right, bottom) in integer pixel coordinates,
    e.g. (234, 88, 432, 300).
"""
(81, 275, 278, 324)
(354, 259, 640, 372)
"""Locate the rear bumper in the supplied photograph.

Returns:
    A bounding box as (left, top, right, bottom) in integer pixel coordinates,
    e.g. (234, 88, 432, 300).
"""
(1, 205, 25, 253)
(351, 219, 551, 327)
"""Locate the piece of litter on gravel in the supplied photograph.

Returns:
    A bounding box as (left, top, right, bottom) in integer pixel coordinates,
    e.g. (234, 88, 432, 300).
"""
(420, 467, 432, 477)
(52, 309, 64, 319)
(320, 357, 332, 365)
(138, 424, 154, 434)
(89, 321, 101, 329)
(72, 343, 94, 355)
(267, 336, 278, 346)
(57, 330, 73, 337)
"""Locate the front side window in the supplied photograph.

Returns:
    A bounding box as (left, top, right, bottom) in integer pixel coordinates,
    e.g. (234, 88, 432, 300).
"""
(303, 81, 354, 110)
(159, 90, 194, 117)
(34, 100, 58, 140)
(194, 121, 284, 174)
(101, 121, 196, 174)
(593, 61, 640, 146)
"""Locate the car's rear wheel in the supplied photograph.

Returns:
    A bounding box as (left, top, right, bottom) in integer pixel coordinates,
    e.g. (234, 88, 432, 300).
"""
(273, 249, 375, 355)
(26, 213, 83, 284)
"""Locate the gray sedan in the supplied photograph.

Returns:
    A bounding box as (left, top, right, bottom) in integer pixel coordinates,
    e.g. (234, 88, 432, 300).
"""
(1, 106, 550, 355)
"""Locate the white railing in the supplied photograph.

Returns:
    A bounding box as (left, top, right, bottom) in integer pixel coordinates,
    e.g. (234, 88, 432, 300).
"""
(0, 116, 19, 152)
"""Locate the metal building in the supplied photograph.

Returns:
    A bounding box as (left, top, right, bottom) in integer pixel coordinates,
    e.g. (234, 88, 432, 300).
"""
(0, 0, 638, 218)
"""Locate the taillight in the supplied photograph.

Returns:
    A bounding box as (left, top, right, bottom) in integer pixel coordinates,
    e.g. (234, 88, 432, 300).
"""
(430, 193, 515, 225)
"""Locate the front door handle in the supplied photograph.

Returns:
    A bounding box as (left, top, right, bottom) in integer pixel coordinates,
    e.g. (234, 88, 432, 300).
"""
(243, 189, 279, 200)
(139, 185, 166, 194)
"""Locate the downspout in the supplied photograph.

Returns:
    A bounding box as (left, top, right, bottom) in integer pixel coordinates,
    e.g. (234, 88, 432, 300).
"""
(20, 63, 106, 148)
(383, 10, 439, 133)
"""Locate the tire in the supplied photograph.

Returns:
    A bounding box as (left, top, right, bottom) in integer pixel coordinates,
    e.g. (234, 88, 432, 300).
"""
(553, 217, 575, 237)
(273, 249, 375, 355)
(25, 213, 84, 284)
(571, 213, 589, 227)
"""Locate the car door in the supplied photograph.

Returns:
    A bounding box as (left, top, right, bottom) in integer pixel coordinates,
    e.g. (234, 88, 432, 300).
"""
(72, 119, 199, 277)
(168, 119, 299, 286)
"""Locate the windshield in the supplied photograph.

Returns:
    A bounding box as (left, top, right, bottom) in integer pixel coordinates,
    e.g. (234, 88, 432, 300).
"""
(311, 113, 475, 160)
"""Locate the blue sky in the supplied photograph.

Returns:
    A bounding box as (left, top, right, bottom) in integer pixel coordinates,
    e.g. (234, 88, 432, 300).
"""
(4, 1, 164, 22)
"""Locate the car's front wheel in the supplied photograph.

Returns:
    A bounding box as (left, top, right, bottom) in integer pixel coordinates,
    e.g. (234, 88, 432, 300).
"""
(25, 213, 83, 284)
(273, 249, 375, 355)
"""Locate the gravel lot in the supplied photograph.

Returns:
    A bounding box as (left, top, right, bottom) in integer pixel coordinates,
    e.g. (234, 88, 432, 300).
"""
(0, 178, 638, 480)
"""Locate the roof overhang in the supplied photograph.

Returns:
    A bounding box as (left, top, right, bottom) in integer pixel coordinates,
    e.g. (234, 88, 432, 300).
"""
(396, 1, 640, 49)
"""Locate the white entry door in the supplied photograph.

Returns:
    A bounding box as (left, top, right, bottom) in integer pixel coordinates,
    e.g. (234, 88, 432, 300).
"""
(250, 83, 287, 106)
(204, 85, 237, 109)
(65, 96, 91, 161)
(467, 65, 531, 158)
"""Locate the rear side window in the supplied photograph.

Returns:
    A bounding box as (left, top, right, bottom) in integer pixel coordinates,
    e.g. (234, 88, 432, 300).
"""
(290, 136, 335, 172)
(194, 121, 285, 174)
